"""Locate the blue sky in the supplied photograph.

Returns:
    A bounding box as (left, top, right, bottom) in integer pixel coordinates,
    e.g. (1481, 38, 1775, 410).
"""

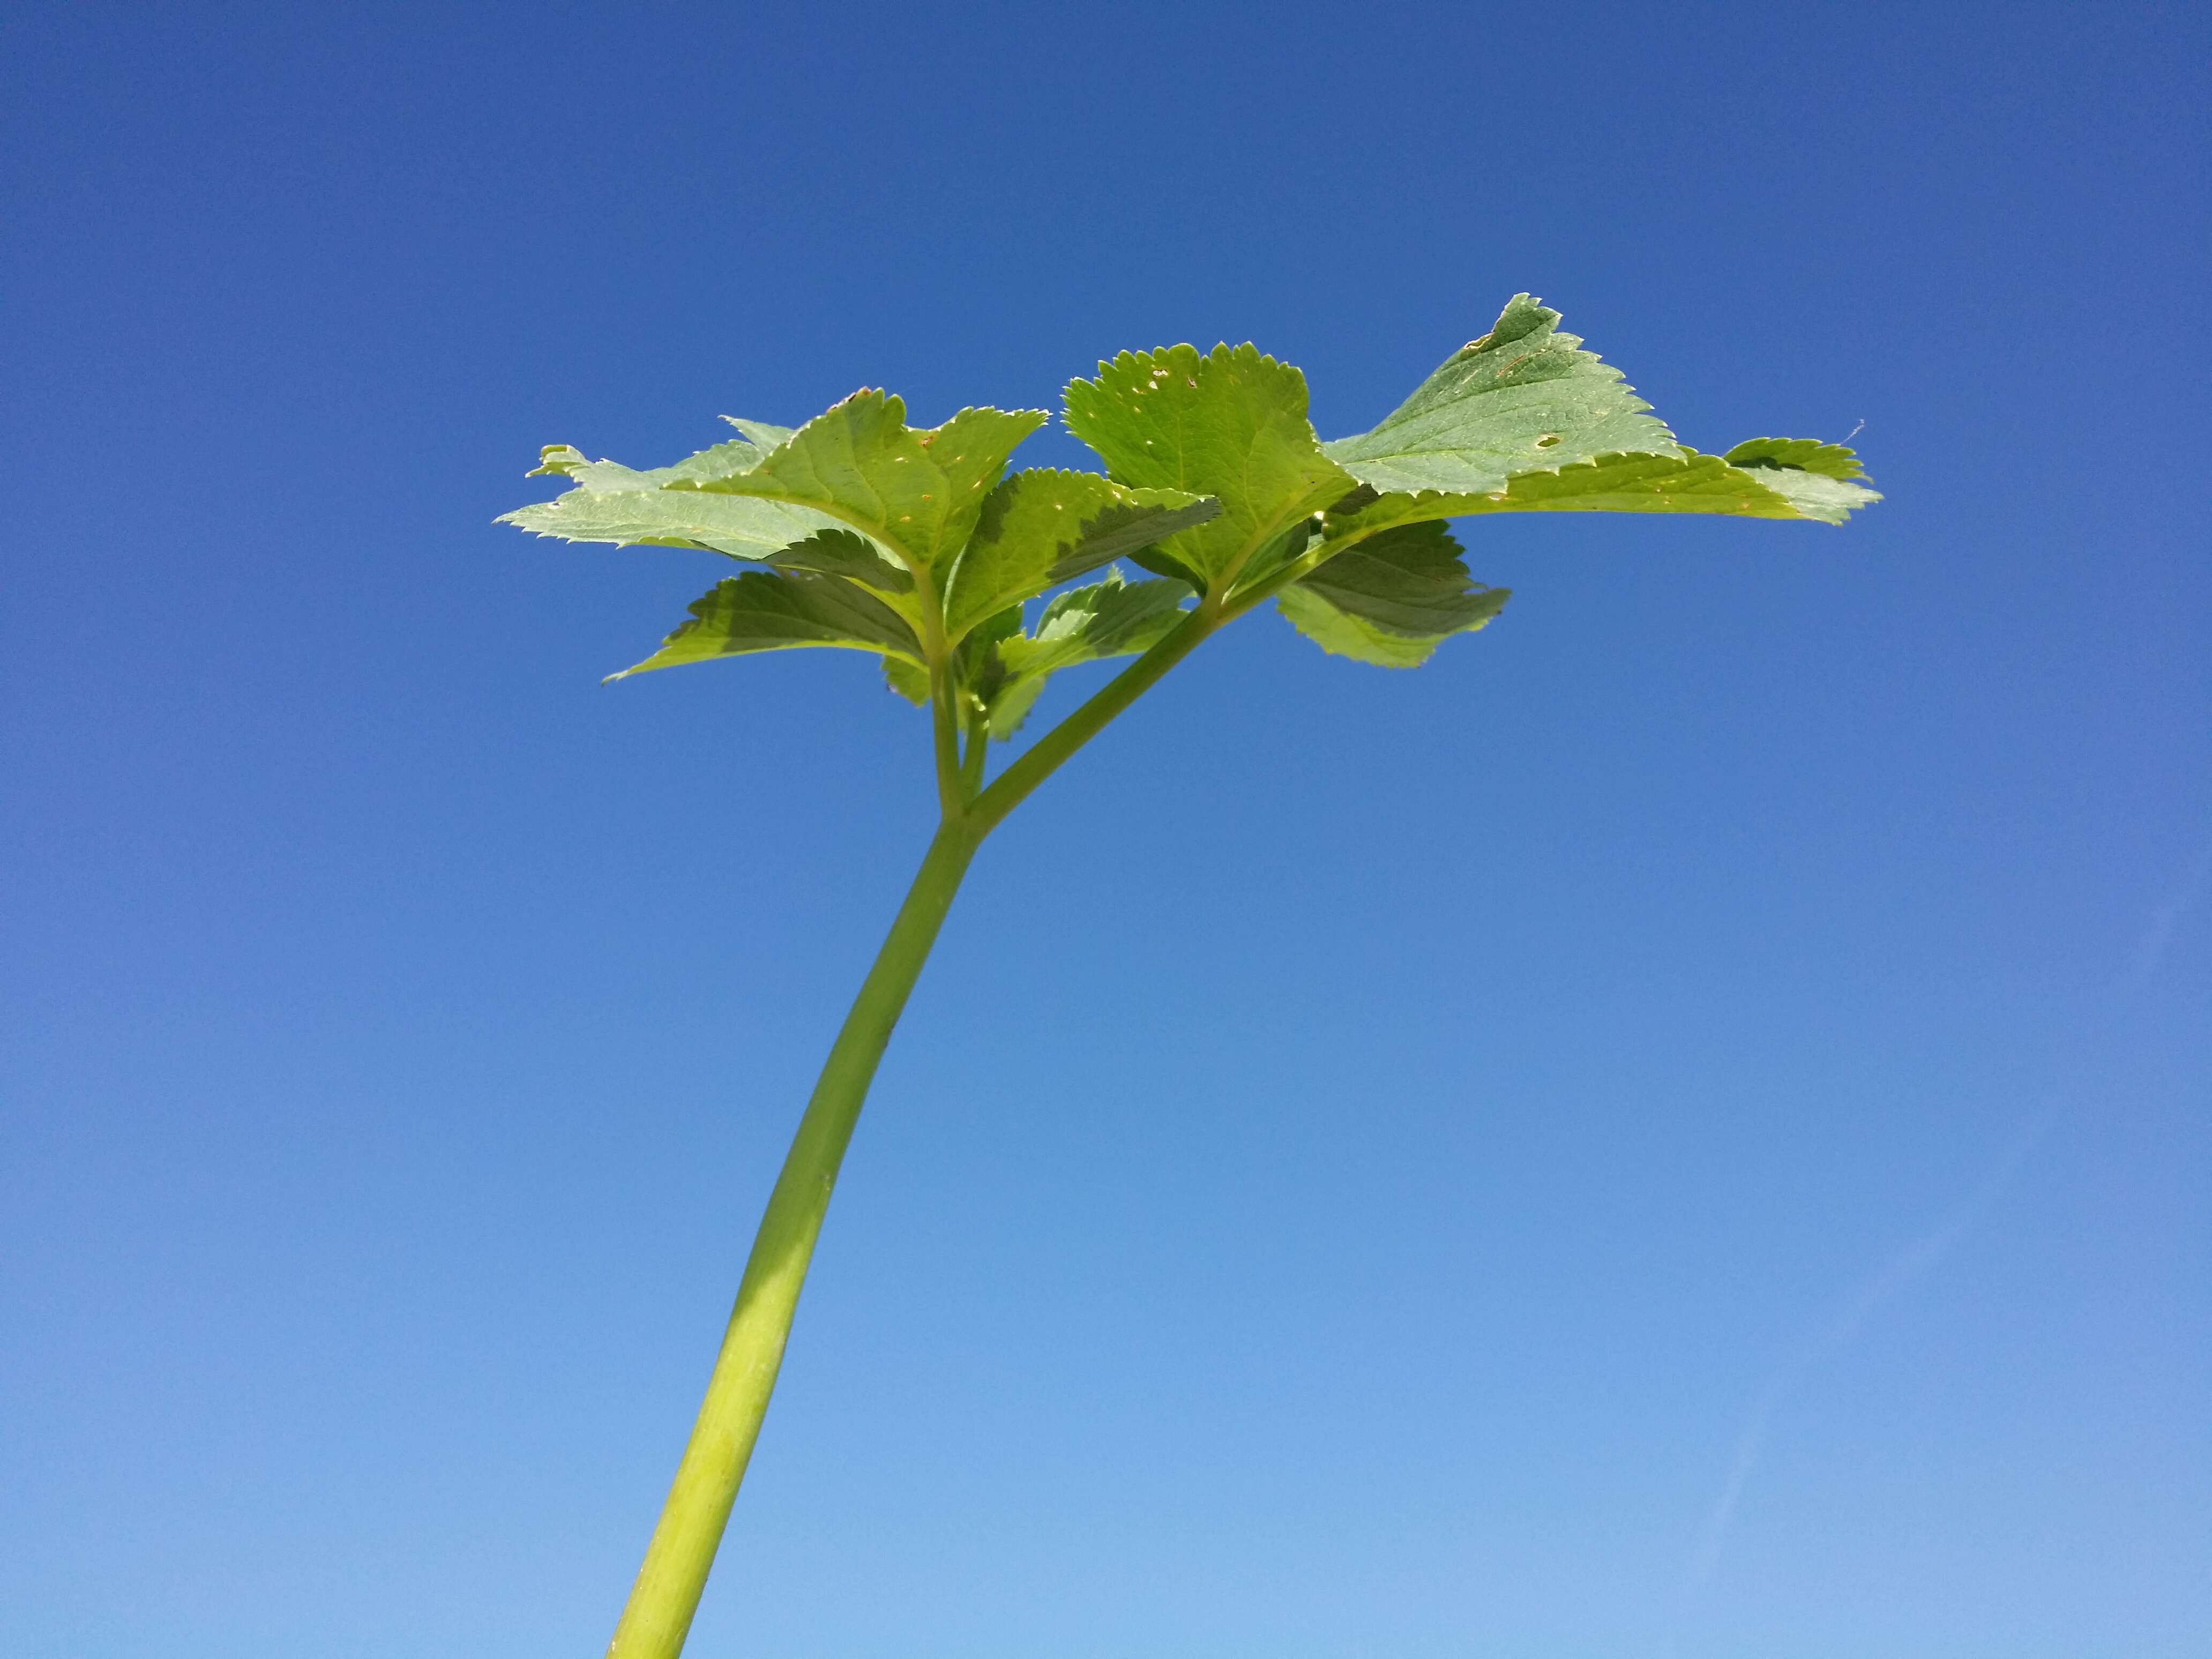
(3, 4, 2207, 1656)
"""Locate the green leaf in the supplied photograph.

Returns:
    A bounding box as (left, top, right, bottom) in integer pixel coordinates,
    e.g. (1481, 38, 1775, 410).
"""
(1063, 344, 1355, 589)
(766, 527, 914, 594)
(609, 570, 923, 682)
(1320, 295, 1682, 496)
(528, 443, 592, 477)
(978, 570, 1194, 739)
(943, 604, 1037, 737)
(1224, 517, 1322, 599)
(1720, 436, 1880, 522)
(983, 671, 1050, 739)
(952, 602, 1026, 700)
(1713, 460, 1878, 524)
(502, 434, 844, 562)
(1278, 521, 1507, 668)
(881, 653, 932, 706)
(1467, 448, 1859, 518)
(940, 468, 1216, 640)
(1723, 436, 1866, 480)
(527, 430, 774, 488)
(1311, 298, 1878, 530)
(998, 569, 1192, 679)
(670, 391, 1047, 577)
(722, 416, 796, 452)
(1324, 444, 1879, 542)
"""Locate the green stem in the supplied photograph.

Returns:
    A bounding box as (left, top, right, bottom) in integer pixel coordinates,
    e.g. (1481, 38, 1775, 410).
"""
(960, 709, 989, 796)
(929, 659, 964, 814)
(967, 602, 1219, 835)
(605, 596, 1227, 1657)
(604, 817, 982, 1659)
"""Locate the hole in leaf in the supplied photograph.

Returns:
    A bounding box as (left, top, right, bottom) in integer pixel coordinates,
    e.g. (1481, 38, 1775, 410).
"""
(1535, 433, 1562, 449)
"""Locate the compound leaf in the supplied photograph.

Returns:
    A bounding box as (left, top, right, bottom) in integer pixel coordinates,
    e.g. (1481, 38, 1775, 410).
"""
(1320, 294, 1682, 495)
(670, 391, 1047, 576)
(1063, 344, 1354, 590)
(610, 569, 923, 681)
(1279, 521, 1508, 668)
(941, 469, 1216, 640)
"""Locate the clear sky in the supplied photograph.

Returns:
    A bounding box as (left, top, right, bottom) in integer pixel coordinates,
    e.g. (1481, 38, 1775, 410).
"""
(4, 5, 2207, 1656)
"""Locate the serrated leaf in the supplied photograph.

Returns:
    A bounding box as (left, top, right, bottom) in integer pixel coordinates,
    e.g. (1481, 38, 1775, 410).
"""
(882, 653, 931, 706)
(984, 671, 1050, 739)
(1038, 491, 1216, 582)
(533, 428, 778, 489)
(501, 486, 845, 563)
(1063, 344, 1354, 590)
(1713, 459, 1879, 523)
(1724, 436, 1866, 480)
(1473, 449, 1839, 517)
(941, 603, 1033, 738)
(722, 416, 796, 452)
(1320, 295, 1682, 496)
(980, 570, 1194, 740)
(1717, 437, 1880, 522)
(940, 469, 1216, 640)
(766, 527, 914, 594)
(672, 391, 1047, 577)
(609, 570, 923, 681)
(502, 431, 846, 562)
(1224, 517, 1322, 599)
(1324, 445, 1879, 543)
(529, 444, 591, 477)
(1279, 521, 1508, 668)
(998, 570, 1193, 679)
(953, 602, 1026, 692)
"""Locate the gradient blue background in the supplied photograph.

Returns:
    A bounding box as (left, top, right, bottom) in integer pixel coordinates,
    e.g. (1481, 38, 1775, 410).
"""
(4, 5, 2208, 1656)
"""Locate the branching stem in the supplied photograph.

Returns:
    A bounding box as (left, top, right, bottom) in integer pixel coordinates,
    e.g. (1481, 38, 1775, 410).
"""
(604, 603, 1229, 1656)
(599, 548, 1407, 1658)
(967, 599, 1220, 834)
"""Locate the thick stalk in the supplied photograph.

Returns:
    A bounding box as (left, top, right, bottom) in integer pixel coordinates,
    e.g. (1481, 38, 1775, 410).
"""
(604, 817, 982, 1659)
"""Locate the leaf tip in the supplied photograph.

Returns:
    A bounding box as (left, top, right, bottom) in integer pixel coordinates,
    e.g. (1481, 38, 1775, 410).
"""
(527, 443, 588, 479)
